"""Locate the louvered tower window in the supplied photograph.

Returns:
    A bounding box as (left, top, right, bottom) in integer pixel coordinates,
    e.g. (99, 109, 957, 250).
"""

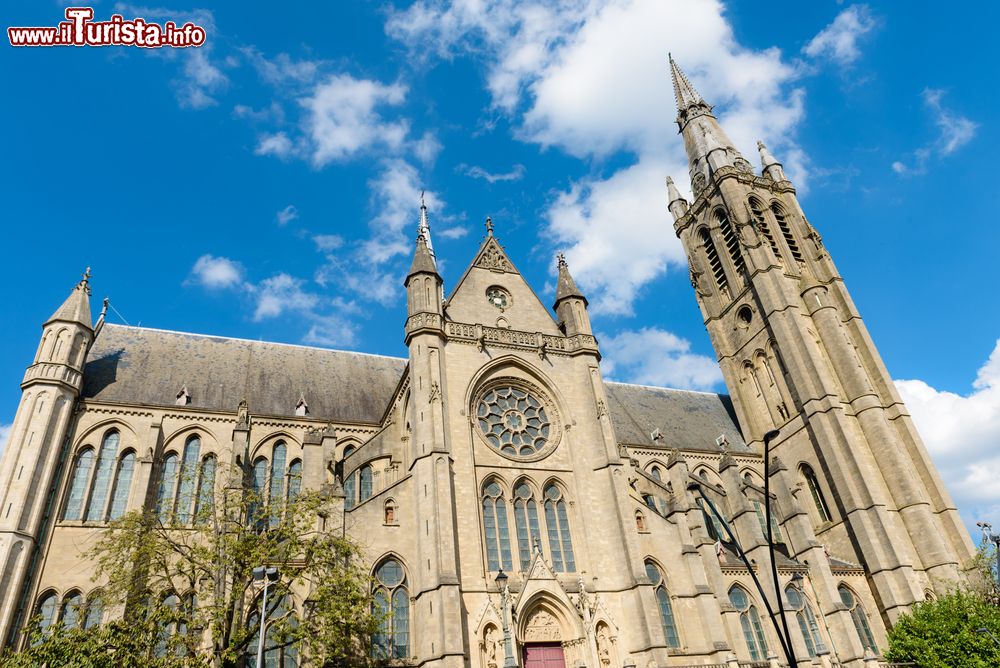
(698, 227, 730, 300)
(771, 203, 803, 264)
(716, 209, 746, 279)
(749, 198, 782, 262)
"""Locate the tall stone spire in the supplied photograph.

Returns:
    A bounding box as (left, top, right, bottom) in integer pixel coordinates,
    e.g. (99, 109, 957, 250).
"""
(669, 53, 708, 122)
(417, 191, 435, 258)
(46, 267, 93, 329)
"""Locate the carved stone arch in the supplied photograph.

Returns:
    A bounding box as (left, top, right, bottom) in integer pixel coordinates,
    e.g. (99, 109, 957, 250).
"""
(338, 436, 362, 460)
(162, 423, 218, 455)
(512, 474, 541, 496)
(249, 430, 300, 460)
(73, 418, 138, 451)
(52, 327, 70, 359)
(481, 472, 511, 495)
(516, 589, 585, 644)
(371, 551, 411, 582)
(692, 466, 720, 486)
(740, 467, 763, 486)
(593, 618, 620, 668)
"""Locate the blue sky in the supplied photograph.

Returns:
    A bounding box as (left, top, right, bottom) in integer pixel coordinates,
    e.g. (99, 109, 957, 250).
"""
(2, 1, 999, 535)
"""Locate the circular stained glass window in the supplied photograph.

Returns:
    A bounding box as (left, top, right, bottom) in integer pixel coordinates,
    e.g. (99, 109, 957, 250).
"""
(476, 385, 552, 458)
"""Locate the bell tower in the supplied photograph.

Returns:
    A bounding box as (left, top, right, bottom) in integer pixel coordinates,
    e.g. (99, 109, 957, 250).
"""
(665, 57, 974, 624)
(0, 269, 103, 645)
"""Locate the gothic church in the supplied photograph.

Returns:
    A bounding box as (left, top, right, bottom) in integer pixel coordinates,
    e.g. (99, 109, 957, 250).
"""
(0, 59, 975, 667)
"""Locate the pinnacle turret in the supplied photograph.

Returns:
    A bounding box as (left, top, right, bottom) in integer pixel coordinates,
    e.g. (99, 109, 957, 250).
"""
(406, 233, 438, 280)
(666, 176, 689, 222)
(757, 140, 786, 181)
(554, 254, 587, 306)
(46, 268, 93, 329)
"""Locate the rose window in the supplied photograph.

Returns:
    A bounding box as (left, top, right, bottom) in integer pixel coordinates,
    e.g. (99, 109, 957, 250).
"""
(477, 386, 551, 457)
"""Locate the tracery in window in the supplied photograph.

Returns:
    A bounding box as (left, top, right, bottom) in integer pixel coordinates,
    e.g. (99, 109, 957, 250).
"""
(175, 436, 201, 525)
(373, 558, 409, 660)
(513, 481, 542, 570)
(752, 500, 783, 543)
(645, 561, 680, 648)
(839, 585, 877, 653)
(157, 453, 180, 524)
(85, 431, 119, 521)
(729, 585, 768, 661)
(482, 481, 512, 572)
(543, 484, 575, 572)
(63, 448, 94, 521)
(359, 465, 373, 503)
(107, 451, 135, 521)
(59, 591, 83, 630)
(194, 455, 216, 523)
(269, 442, 287, 528)
(476, 385, 552, 458)
(786, 585, 824, 657)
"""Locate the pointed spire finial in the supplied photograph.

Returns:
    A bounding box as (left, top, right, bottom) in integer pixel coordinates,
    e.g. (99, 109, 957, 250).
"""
(556, 253, 567, 268)
(668, 55, 705, 115)
(485, 216, 494, 236)
(417, 192, 435, 258)
(78, 267, 92, 296)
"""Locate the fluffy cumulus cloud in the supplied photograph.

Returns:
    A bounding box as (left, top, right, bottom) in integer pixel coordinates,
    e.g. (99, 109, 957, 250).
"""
(895, 339, 1000, 532)
(802, 5, 877, 67)
(892, 88, 978, 175)
(600, 327, 723, 391)
(186, 254, 245, 289)
(303, 75, 409, 167)
(276, 204, 299, 226)
(389, 0, 806, 316)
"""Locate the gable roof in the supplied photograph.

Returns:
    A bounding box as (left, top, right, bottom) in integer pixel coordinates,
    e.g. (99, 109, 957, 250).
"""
(82, 324, 407, 424)
(81, 325, 747, 452)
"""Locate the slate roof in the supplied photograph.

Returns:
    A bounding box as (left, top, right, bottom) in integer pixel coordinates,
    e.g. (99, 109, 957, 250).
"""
(82, 326, 748, 452)
(603, 381, 749, 453)
(82, 325, 407, 424)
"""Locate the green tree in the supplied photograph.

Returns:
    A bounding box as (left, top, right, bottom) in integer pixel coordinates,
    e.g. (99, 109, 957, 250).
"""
(1, 459, 381, 668)
(884, 590, 1000, 668)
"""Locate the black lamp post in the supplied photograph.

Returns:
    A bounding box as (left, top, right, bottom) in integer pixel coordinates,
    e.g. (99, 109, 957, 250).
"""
(495, 570, 517, 668)
(762, 428, 797, 668)
(252, 565, 280, 668)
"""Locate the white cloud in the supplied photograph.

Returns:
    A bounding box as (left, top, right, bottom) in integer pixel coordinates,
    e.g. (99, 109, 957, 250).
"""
(389, 0, 806, 316)
(600, 327, 723, 391)
(276, 204, 299, 226)
(0, 423, 11, 457)
(186, 255, 245, 290)
(312, 234, 345, 251)
(240, 47, 321, 87)
(303, 314, 360, 348)
(255, 132, 295, 159)
(438, 226, 469, 240)
(893, 88, 977, 175)
(411, 131, 443, 164)
(302, 74, 409, 167)
(896, 338, 1000, 533)
(461, 163, 525, 183)
(252, 273, 320, 321)
(803, 5, 877, 67)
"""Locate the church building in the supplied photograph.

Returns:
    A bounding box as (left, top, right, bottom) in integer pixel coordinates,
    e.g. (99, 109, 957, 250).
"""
(0, 59, 975, 667)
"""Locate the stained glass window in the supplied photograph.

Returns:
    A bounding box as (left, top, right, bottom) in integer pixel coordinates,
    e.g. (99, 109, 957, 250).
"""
(477, 386, 551, 458)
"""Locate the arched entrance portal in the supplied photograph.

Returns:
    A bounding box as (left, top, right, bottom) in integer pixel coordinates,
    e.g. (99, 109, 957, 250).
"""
(521, 608, 565, 668)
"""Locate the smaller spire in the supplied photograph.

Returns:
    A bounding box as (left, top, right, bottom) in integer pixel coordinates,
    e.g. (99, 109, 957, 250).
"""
(406, 232, 438, 279)
(418, 191, 435, 258)
(554, 253, 587, 306)
(46, 267, 94, 328)
(757, 140, 786, 181)
(666, 176, 689, 222)
(485, 216, 494, 236)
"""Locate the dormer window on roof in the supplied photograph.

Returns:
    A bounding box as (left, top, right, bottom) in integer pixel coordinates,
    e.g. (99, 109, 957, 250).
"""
(295, 394, 309, 417)
(175, 386, 191, 406)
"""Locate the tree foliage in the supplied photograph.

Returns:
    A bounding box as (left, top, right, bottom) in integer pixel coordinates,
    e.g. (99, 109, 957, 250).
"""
(1, 461, 381, 667)
(884, 589, 1000, 667)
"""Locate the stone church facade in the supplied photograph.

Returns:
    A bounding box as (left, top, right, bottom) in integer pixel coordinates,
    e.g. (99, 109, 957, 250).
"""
(0, 60, 975, 667)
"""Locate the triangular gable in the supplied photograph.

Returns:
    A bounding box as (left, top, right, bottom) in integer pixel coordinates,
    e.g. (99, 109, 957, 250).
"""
(446, 234, 562, 335)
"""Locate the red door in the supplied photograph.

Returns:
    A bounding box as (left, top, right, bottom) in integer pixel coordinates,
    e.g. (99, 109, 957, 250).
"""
(523, 643, 566, 668)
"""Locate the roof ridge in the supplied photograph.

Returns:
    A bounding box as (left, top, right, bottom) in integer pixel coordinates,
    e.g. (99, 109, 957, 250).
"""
(603, 379, 727, 397)
(102, 324, 407, 362)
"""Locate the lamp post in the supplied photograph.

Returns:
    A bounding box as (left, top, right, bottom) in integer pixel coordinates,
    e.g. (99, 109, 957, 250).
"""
(495, 569, 518, 668)
(761, 428, 797, 668)
(252, 566, 280, 668)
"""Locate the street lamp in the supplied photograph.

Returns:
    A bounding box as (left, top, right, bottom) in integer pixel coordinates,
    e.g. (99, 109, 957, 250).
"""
(495, 569, 518, 668)
(761, 429, 797, 668)
(252, 566, 280, 668)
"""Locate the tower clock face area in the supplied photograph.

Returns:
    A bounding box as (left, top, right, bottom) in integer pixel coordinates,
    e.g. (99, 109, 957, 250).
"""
(474, 381, 560, 461)
(486, 286, 510, 311)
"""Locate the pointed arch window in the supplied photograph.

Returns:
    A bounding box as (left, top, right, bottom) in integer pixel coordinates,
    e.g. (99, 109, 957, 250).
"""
(839, 585, 877, 653)
(156, 453, 180, 524)
(513, 482, 542, 570)
(645, 561, 680, 648)
(372, 558, 409, 659)
(786, 585, 824, 657)
(107, 451, 135, 521)
(749, 197, 782, 263)
(63, 448, 94, 521)
(250, 457, 268, 530)
(175, 436, 201, 524)
(752, 500, 783, 543)
(269, 442, 287, 528)
(650, 466, 663, 482)
(345, 472, 357, 510)
(543, 484, 575, 572)
(698, 227, 730, 300)
(59, 591, 84, 630)
(695, 497, 729, 543)
(716, 209, 746, 278)
(359, 465, 373, 503)
(482, 481, 513, 571)
(771, 203, 803, 264)
(729, 585, 769, 661)
(84, 592, 103, 629)
(287, 459, 302, 501)
(802, 465, 832, 523)
(194, 455, 216, 523)
(85, 431, 119, 521)
(33, 591, 58, 640)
